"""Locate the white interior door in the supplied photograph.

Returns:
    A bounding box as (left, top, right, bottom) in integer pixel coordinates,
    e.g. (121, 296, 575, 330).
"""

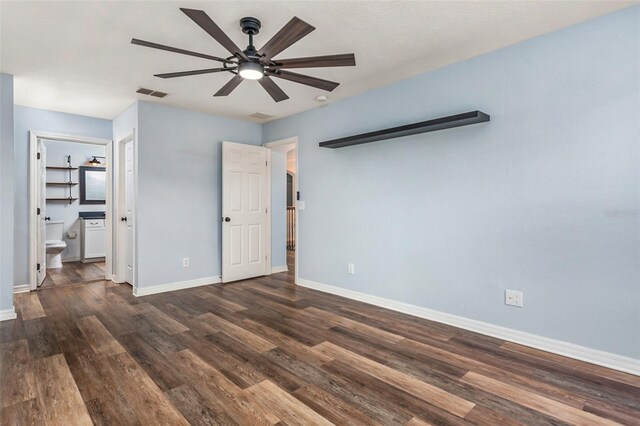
(37, 140, 47, 286)
(124, 140, 134, 284)
(222, 141, 269, 283)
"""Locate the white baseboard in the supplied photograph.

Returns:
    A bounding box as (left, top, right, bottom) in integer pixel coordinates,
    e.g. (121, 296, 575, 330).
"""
(0, 307, 17, 321)
(133, 276, 221, 297)
(62, 256, 80, 262)
(270, 265, 289, 274)
(297, 278, 640, 376)
(13, 284, 31, 294)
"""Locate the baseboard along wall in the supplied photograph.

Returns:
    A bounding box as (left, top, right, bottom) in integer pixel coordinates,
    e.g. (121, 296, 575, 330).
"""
(0, 307, 17, 321)
(296, 278, 640, 376)
(133, 276, 221, 297)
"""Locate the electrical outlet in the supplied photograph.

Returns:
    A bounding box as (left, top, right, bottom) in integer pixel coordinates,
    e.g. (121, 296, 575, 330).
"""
(183, 257, 190, 267)
(347, 263, 355, 275)
(505, 289, 523, 307)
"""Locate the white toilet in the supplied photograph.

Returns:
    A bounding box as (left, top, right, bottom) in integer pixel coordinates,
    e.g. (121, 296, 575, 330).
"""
(46, 220, 67, 269)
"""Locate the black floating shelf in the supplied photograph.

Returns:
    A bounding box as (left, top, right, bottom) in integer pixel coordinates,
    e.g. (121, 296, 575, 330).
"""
(319, 110, 490, 149)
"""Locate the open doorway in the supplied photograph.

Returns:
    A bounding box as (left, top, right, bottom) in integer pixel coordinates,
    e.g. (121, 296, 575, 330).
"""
(114, 132, 137, 288)
(29, 132, 113, 290)
(264, 137, 298, 283)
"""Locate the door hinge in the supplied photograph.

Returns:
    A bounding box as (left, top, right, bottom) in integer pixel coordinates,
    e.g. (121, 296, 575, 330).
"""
(37, 208, 41, 215)
(37, 152, 41, 160)
(37, 263, 41, 271)
(266, 160, 268, 166)
(265, 207, 268, 214)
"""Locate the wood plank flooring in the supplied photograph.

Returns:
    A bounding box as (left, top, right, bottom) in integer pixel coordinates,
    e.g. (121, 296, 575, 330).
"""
(41, 261, 106, 289)
(2, 272, 639, 425)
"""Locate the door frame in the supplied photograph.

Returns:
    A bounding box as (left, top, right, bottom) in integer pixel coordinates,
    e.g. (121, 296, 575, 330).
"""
(28, 131, 114, 291)
(263, 136, 299, 285)
(221, 141, 272, 282)
(113, 131, 137, 290)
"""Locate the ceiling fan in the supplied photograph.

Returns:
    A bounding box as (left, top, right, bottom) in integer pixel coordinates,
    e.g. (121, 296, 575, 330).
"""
(131, 8, 356, 102)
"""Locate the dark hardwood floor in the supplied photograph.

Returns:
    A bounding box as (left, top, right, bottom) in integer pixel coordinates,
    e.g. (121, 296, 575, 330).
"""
(41, 261, 106, 289)
(287, 249, 295, 276)
(2, 271, 639, 425)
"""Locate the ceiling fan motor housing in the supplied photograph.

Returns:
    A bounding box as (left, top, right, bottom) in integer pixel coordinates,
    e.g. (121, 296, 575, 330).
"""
(240, 17, 261, 35)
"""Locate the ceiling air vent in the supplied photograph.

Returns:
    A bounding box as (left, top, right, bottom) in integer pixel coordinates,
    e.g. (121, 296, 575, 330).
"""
(249, 112, 273, 120)
(136, 88, 168, 98)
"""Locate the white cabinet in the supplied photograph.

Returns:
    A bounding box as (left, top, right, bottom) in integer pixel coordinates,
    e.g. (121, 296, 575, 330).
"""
(81, 219, 105, 262)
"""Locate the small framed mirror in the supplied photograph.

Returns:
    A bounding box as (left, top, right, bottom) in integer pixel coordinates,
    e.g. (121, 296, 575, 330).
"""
(79, 166, 106, 204)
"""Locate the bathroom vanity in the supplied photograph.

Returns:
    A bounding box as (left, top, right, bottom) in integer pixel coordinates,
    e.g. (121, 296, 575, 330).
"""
(80, 213, 106, 262)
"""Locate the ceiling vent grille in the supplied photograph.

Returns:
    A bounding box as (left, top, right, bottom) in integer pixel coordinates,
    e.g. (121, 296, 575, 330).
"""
(136, 88, 168, 98)
(249, 112, 273, 120)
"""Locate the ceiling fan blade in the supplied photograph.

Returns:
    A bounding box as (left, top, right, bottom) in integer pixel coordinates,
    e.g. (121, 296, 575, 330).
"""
(272, 53, 356, 69)
(269, 70, 339, 92)
(180, 8, 248, 60)
(214, 75, 244, 97)
(131, 38, 233, 64)
(258, 17, 315, 60)
(154, 68, 233, 79)
(258, 76, 289, 102)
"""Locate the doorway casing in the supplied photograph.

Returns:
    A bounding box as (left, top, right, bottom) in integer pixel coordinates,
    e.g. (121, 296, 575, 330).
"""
(113, 131, 137, 290)
(263, 136, 299, 285)
(28, 131, 114, 291)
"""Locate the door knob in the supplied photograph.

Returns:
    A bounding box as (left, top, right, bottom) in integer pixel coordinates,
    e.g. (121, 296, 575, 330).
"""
(120, 217, 127, 222)
(223, 217, 231, 222)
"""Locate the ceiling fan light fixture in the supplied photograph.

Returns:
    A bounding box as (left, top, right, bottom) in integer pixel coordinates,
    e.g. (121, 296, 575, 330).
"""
(238, 61, 264, 80)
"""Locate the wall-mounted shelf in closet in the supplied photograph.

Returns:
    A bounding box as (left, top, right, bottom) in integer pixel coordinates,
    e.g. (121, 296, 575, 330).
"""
(46, 197, 78, 204)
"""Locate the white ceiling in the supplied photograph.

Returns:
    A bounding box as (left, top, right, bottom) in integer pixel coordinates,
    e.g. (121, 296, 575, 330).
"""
(1, 1, 634, 122)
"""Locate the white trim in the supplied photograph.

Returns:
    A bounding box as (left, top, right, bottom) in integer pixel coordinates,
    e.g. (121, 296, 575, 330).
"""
(133, 276, 221, 297)
(0, 307, 17, 321)
(29, 131, 114, 292)
(265, 148, 272, 277)
(114, 131, 137, 291)
(263, 136, 299, 286)
(297, 278, 640, 376)
(62, 256, 81, 263)
(13, 284, 31, 294)
(270, 265, 289, 274)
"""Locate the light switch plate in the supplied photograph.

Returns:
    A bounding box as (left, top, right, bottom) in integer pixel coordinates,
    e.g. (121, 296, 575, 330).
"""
(298, 201, 305, 210)
(347, 263, 355, 275)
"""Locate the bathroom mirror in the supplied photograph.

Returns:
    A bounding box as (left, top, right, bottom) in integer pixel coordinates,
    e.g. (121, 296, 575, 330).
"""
(79, 166, 106, 204)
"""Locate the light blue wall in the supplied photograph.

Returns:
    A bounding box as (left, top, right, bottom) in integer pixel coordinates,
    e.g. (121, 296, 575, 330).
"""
(263, 7, 640, 358)
(43, 140, 106, 261)
(13, 106, 112, 286)
(113, 101, 137, 144)
(271, 149, 287, 269)
(0, 74, 15, 311)
(135, 101, 262, 289)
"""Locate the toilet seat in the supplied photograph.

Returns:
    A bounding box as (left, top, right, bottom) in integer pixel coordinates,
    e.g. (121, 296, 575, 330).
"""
(46, 240, 67, 250)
